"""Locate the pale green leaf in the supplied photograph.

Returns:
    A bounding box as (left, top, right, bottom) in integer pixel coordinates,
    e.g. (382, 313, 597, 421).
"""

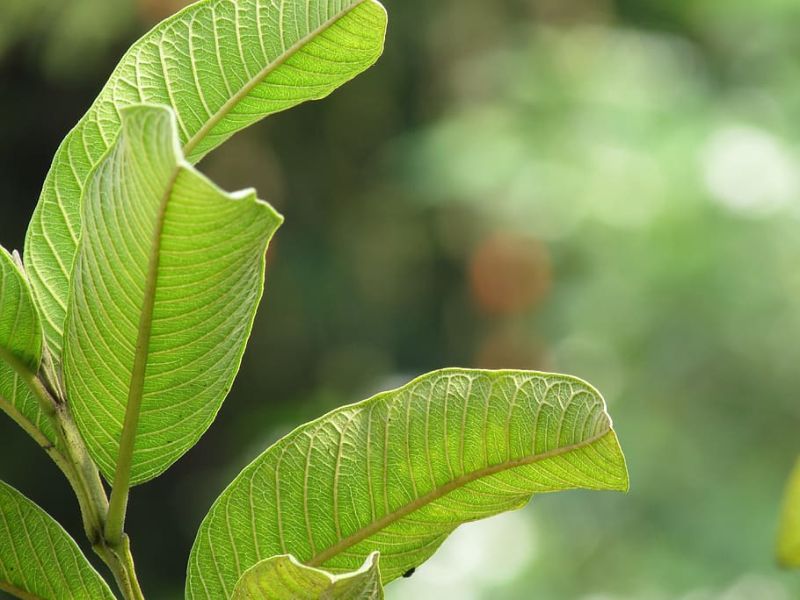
(0, 246, 41, 371)
(0, 247, 58, 449)
(186, 369, 629, 598)
(778, 457, 800, 568)
(0, 481, 115, 600)
(232, 552, 382, 599)
(63, 104, 283, 485)
(24, 0, 387, 363)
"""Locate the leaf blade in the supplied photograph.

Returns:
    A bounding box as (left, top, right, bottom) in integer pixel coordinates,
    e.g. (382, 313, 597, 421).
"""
(232, 552, 382, 599)
(186, 369, 628, 599)
(0, 481, 115, 600)
(25, 0, 387, 363)
(63, 104, 282, 485)
(0, 247, 58, 449)
(778, 457, 800, 568)
(0, 247, 42, 371)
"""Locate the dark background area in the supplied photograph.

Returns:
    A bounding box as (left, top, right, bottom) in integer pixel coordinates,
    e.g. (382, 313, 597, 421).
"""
(2, 0, 800, 597)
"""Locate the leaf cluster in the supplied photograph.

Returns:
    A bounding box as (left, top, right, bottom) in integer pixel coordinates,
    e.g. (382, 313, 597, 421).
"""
(0, 1, 629, 598)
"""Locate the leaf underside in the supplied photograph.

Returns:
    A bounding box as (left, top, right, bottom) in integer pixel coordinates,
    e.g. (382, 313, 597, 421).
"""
(232, 552, 383, 599)
(24, 0, 387, 365)
(0, 247, 41, 371)
(0, 481, 115, 600)
(778, 457, 800, 568)
(0, 248, 58, 447)
(63, 105, 282, 485)
(186, 369, 628, 599)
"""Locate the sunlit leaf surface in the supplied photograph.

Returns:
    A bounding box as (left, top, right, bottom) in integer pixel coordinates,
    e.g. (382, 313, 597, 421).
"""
(187, 369, 628, 599)
(232, 552, 382, 599)
(0, 481, 115, 599)
(778, 458, 800, 568)
(25, 0, 387, 363)
(63, 105, 282, 485)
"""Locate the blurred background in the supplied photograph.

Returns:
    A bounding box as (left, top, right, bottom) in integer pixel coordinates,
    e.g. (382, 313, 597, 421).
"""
(1, 0, 800, 598)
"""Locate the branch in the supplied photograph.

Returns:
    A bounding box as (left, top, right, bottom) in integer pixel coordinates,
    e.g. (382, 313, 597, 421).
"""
(0, 348, 145, 599)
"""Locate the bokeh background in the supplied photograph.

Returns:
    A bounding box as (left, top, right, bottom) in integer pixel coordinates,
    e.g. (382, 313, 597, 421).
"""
(2, 0, 800, 598)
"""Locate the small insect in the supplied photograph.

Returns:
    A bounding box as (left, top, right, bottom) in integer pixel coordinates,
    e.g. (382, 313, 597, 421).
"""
(402, 567, 416, 578)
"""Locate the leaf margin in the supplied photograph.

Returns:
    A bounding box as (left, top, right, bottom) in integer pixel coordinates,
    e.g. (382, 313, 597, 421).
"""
(231, 551, 383, 599)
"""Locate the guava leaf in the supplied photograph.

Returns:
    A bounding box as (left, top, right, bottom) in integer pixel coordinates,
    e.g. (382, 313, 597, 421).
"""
(778, 457, 800, 568)
(24, 0, 387, 364)
(232, 552, 382, 599)
(0, 247, 58, 448)
(186, 369, 628, 598)
(63, 104, 282, 486)
(0, 480, 115, 600)
(0, 246, 41, 371)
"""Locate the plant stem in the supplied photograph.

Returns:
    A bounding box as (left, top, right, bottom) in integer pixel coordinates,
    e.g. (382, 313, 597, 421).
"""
(94, 535, 145, 600)
(1, 349, 145, 599)
(36, 378, 146, 599)
(22, 370, 108, 536)
(0, 392, 74, 484)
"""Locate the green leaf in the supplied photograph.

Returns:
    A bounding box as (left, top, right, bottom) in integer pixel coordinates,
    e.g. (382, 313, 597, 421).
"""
(0, 247, 41, 371)
(0, 481, 115, 600)
(778, 457, 800, 568)
(24, 0, 387, 364)
(63, 104, 282, 486)
(232, 552, 382, 599)
(0, 247, 58, 448)
(186, 369, 628, 598)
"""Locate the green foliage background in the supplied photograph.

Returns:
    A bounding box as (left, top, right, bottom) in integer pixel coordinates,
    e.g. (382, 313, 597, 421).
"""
(1, 0, 799, 597)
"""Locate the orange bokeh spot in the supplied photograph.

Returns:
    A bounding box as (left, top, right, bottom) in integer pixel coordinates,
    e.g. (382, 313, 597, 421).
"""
(469, 232, 552, 315)
(137, 0, 194, 23)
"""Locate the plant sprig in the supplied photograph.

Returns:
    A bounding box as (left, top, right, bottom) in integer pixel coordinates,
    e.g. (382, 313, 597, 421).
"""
(0, 1, 629, 599)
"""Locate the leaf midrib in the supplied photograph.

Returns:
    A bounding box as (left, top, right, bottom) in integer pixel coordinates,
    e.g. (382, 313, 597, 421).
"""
(182, 0, 374, 157)
(105, 160, 181, 539)
(306, 428, 616, 567)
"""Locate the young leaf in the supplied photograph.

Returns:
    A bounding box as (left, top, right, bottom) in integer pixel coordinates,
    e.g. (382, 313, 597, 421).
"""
(63, 104, 283, 486)
(186, 369, 629, 598)
(778, 457, 800, 567)
(24, 0, 388, 364)
(232, 552, 382, 599)
(0, 481, 115, 600)
(0, 246, 42, 371)
(0, 247, 58, 447)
